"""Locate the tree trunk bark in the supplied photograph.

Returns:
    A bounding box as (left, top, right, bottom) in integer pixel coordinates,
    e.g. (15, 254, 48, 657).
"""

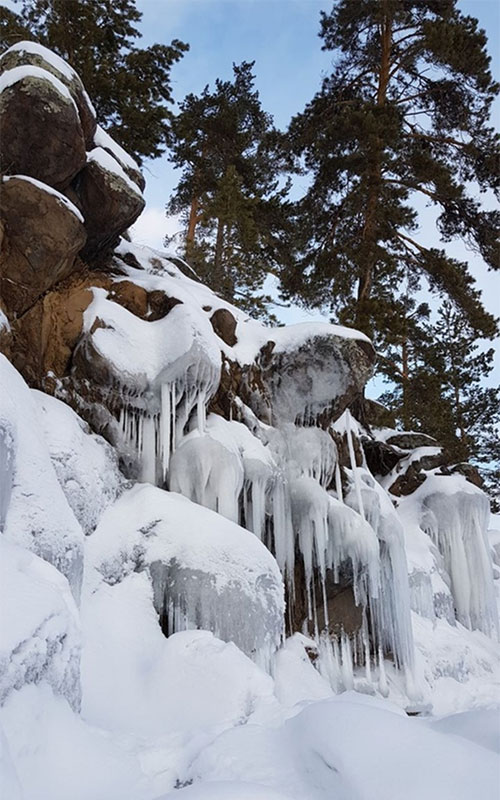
(355, 3, 392, 332)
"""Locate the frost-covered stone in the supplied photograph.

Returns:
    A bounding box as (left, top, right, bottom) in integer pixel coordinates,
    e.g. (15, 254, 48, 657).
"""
(0, 540, 81, 710)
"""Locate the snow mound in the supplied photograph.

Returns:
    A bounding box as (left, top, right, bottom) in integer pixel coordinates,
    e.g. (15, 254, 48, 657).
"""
(86, 484, 284, 669)
(190, 693, 500, 800)
(0, 356, 84, 598)
(33, 390, 124, 535)
(0, 540, 80, 711)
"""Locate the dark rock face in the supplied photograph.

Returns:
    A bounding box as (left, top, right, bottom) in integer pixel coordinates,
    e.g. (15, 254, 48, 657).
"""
(0, 45, 97, 147)
(0, 177, 87, 316)
(386, 432, 439, 450)
(0, 72, 86, 189)
(75, 155, 145, 260)
(210, 308, 238, 346)
(362, 437, 405, 477)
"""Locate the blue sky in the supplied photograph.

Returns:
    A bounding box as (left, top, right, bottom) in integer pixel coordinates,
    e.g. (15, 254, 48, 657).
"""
(131, 0, 499, 393)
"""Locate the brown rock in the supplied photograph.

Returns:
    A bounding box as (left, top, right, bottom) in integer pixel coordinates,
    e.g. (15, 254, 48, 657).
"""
(0, 44, 97, 147)
(0, 176, 87, 316)
(10, 271, 111, 386)
(0, 71, 86, 189)
(210, 308, 238, 346)
(74, 152, 145, 261)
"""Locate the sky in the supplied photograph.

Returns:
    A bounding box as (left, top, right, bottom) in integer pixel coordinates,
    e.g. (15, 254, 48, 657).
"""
(129, 0, 500, 395)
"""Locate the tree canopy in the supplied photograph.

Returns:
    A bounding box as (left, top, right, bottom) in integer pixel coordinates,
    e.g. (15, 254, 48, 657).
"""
(279, 0, 499, 347)
(166, 61, 290, 320)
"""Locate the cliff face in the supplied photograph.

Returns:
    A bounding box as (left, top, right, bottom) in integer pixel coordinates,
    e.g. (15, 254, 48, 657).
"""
(0, 42, 498, 723)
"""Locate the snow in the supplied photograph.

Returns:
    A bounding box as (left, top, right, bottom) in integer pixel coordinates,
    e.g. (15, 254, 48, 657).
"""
(159, 783, 294, 799)
(85, 484, 284, 668)
(0, 64, 77, 110)
(0, 356, 84, 598)
(87, 146, 143, 197)
(188, 693, 500, 800)
(0, 540, 81, 710)
(2, 174, 84, 223)
(0, 310, 10, 332)
(32, 390, 123, 535)
(94, 124, 141, 173)
(4, 40, 83, 87)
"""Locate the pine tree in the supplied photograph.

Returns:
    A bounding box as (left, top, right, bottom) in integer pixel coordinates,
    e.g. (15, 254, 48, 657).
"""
(0, 0, 188, 162)
(166, 62, 290, 320)
(281, 0, 499, 346)
(380, 300, 500, 504)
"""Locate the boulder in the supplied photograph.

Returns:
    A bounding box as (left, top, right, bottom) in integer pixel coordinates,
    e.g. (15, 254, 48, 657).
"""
(0, 67, 86, 189)
(0, 41, 96, 146)
(386, 432, 439, 450)
(93, 125, 145, 191)
(0, 176, 87, 316)
(210, 307, 238, 346)
(252, 333, 375, 426)
(74, 148, 145, 260)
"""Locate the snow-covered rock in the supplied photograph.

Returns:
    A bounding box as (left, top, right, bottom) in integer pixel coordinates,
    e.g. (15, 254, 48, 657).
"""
(33, 390, 124, 535)
(85, 484, 284, 669)
(0, 540, 80, 711)
(0, 356, 84, 598)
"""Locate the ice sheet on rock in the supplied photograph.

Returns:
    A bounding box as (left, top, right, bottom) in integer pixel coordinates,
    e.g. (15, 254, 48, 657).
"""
(415, 474, 498, 638)
(0, 540, 80, 710)
(87, 147, 143, 197)
(0, 65, 77, 109)
(86, 485, 284, 668)
(0, 356, 84, 598)
(32, 390, 124, 535)
(2, 174, 84, 222)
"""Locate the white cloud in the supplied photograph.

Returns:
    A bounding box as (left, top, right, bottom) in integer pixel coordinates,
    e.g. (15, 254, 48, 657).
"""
(130, 207, 182, 253)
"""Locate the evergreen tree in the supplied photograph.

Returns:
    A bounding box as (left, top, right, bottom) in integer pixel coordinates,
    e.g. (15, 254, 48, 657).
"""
(166, 62, 290, 320)
(380, 300, 500, 505)
(281, 0, 499, 346)
(0, 0, 188, 162)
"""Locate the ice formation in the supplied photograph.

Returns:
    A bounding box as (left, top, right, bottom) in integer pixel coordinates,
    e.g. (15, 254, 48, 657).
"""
(418, 476, 499, 638)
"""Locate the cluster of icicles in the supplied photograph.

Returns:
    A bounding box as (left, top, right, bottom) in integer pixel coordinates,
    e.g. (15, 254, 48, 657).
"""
(114, 372, 419, 693)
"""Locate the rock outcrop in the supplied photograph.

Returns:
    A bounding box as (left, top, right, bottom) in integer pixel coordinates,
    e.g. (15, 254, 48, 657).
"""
(1, 42, 497, 715)
(0, 41, 144, 325)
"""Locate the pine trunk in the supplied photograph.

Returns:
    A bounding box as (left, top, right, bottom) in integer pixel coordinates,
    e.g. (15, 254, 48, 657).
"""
(355, 3, 392, 333)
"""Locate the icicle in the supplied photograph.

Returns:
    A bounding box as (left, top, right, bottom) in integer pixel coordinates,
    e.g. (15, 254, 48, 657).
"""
(346, 411, 365, 520)
(160, 383, 171, 481)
